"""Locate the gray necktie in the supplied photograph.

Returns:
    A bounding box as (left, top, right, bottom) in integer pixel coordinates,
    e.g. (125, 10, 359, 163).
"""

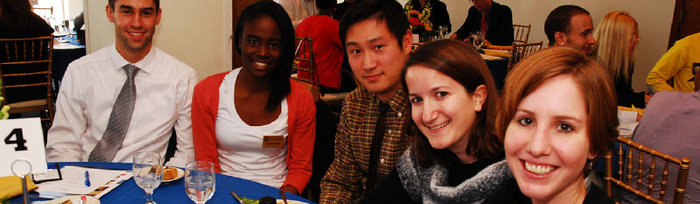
(89, 64, 139, 162)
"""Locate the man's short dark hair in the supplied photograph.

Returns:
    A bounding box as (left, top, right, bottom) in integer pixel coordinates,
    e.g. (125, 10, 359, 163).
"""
(338, 0, 410, 48)
(109, 0, 160, 11)
(544, 5, 589, 46)
(316, 0, 336, 10)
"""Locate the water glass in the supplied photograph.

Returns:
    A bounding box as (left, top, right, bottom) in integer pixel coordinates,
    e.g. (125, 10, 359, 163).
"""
(470, 32, 485, 49)
(133, 151, 163, 204)
(185, 161, 216, 204)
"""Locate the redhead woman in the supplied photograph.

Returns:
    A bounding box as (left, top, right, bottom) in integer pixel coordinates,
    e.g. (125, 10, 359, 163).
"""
(191, 1, 315, 195)
(361, 39, 510, 203)
(594, 11, 647, 107)
(487, 46, 618, 204)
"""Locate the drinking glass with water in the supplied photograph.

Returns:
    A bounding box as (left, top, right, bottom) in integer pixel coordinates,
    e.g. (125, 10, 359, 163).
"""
(185, 161, 216, 204)
(133, 151, 163, 204)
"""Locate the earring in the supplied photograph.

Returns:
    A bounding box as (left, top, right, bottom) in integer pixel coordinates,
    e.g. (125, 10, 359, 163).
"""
(559, 42, 564, 46)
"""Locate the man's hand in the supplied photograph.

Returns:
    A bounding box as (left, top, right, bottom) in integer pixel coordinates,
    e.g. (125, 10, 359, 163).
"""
(450, 33, 458, 40)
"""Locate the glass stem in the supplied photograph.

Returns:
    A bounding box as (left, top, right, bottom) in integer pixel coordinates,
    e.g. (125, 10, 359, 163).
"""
(145, 191, 154, 202)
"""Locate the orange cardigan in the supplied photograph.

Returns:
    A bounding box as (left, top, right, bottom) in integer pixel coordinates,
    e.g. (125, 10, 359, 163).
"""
(192, 70, 316, 192)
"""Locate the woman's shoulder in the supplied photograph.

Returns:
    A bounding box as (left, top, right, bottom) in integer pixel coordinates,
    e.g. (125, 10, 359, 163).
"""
(199, 71, 232, 85)
(288, 80, 315, 103)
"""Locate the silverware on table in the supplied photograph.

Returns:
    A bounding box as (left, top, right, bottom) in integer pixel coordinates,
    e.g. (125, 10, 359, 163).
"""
(230, 191, 245, 204)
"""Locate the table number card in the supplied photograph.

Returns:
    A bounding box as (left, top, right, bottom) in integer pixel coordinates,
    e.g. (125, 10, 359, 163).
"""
(0, 118, 48, 177)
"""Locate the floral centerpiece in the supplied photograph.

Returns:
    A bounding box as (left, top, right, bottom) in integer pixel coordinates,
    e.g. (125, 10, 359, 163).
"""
(404, 0, 438, 42)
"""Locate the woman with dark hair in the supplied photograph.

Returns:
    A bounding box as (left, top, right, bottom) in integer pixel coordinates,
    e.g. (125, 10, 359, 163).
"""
(361, 39, 511, 203)
(487, 46, 617, 203)
(0, 0, 54, 38)
(192, 1, 315, 195)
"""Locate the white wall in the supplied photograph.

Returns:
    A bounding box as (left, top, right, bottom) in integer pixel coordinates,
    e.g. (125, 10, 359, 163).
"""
(67, 0, 83, 20)
(83, 0, 233, 80)
(399, 0, 675, 91)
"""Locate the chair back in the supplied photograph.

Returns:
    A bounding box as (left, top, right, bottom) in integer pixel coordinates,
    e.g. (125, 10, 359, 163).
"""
(513, 24, 531, 44)
(292, 36, 320, 101)
(605, 136, 691, 204)
(0, 36, 55, 123)
(508, 41, 543, 70)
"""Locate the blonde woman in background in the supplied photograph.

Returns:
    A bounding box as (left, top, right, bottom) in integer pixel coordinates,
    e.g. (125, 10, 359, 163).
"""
(594, 11, 648, 108)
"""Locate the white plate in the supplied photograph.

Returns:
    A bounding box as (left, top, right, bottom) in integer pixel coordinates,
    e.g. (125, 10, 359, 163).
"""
(162, 167, 184, 182)
(46, 195, 100, 204)
(276, 199, 308, 204)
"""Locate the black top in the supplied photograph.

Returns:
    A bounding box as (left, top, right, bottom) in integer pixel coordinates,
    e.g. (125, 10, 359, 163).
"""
(359, 155, 501, 203)
(409, 0, 451, 33)
(0, 12, 53, 38)
(454, 1, 514, 46)
(484, 178, 615, 204)
(615, 70, 646, 108)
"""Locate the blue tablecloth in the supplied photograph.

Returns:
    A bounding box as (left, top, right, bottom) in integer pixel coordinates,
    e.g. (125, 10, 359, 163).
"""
(10, 162, 314, 204)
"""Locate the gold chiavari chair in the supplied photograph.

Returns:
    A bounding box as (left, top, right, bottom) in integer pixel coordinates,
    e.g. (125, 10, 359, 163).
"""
(508, 41, 543, 70)
(605, 136, 691, 204)
(513, 24, 531, 44)
(0, 36, 55, 125)
(292, 36, 320, 101)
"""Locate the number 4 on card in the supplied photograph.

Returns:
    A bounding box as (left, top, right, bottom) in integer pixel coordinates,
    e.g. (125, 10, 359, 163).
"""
(5, 128, 28, 151)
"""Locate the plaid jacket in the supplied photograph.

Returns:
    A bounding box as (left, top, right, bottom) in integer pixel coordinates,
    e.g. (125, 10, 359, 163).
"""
(320, 86, 411, 203)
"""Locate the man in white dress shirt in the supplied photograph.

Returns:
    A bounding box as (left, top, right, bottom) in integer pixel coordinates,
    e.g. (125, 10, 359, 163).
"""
(46, 0, 196, 167)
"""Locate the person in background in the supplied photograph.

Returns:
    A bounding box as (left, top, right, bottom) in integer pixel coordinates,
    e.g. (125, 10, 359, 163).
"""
(646, 32, 700, 93)
(544, 5, 597, 56)
(332, 0, 356, 21)
(73, 11, 84, 32)
(403, 0, 451, 33)
(594, 11, 647, 108)
(451, 0, 513, 46)
(296, 0, 344, 93)
(0, 0, 53, 38)
(278, 0, 315, 26)
(488, 47, 617, 203)
(46, 0, 196, 167)
(361, 39, 510, 203)
(192, 1, 315, 195)
(631, 68, 700, 204)
(319, 0, 414, 202)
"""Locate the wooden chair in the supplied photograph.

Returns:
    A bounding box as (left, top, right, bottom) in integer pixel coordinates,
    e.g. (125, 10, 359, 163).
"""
(508, 41, 543, 70)
(513, 24, 531, 44)
(292, 36, 320, 101)
(0, 36, 55, 124)
(605, 136, 691, 204)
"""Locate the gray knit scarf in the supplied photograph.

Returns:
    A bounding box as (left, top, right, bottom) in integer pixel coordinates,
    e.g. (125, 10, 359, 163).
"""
(397, 148, 513, 204)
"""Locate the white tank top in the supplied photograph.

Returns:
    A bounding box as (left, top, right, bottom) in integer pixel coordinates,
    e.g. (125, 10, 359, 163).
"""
(215, 68, 289, 188)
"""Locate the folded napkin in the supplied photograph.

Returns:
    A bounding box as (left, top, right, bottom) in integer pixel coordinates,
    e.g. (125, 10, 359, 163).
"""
(0, 176, 38, 200)
(484, 49, 512, 58)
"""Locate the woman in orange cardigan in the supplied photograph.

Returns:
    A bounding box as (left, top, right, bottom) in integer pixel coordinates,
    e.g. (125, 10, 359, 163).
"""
(192, 1, 315, 195)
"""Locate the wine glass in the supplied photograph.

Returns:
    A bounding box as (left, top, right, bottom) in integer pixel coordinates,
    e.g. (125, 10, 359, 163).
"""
(470, 32, 485, 49)
(438, 26, 448, 39)
(133, 151, 163, 204)
(185, 161, 216, 204)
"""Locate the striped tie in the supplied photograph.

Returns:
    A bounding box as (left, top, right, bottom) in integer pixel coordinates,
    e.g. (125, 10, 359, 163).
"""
(88, 64, 139, 162)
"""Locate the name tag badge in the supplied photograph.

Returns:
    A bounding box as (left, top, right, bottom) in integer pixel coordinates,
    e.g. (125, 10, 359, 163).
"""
(262, 135, 285, 148)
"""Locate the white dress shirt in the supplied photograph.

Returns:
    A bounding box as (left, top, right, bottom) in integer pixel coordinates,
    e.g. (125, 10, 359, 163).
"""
(215, 69, 290, 188)
(46, 44, 196, 167)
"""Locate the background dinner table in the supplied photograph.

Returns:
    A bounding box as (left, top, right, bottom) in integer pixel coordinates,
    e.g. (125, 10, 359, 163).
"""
(9, 162, 315, 204)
